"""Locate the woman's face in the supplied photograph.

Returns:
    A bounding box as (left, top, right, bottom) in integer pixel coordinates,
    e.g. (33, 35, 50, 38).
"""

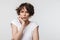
(19, 7, 30, 21)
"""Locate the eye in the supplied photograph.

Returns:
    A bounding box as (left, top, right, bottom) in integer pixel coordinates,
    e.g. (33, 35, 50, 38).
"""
(20, 10, 24, 13)
(26, 11, 29, 13)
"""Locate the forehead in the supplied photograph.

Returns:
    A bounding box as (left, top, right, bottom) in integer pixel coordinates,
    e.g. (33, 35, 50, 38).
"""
(20, 6, 27, 11)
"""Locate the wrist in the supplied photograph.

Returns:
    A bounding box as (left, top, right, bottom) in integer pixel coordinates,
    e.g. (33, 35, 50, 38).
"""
(21, 25, 25, 30)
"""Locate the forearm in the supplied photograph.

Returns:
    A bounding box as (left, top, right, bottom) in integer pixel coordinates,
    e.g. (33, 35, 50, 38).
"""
(13, 26, 24, 40)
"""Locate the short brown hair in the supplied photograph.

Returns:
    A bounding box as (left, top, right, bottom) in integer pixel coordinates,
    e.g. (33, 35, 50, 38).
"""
(16, 2, 34, 16)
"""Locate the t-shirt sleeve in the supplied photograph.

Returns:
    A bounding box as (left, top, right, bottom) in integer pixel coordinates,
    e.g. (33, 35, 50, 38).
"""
(11, 19, 18, 26)
(10, 18, 22, 31)
(32, 22, 39, 32)
(34, 23, 39, 30)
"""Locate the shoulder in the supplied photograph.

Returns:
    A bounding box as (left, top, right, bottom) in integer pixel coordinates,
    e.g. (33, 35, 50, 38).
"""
(11, 18, 20, 27)
(11, 18, 17, 24)
(30, 21, 39, 30)
(30, 21, 39, 26)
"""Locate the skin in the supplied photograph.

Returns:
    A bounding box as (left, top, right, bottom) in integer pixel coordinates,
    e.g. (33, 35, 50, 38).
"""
(11, 7, 39, 40)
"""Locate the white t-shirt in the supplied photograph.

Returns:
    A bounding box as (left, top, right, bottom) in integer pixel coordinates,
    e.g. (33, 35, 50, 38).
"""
(11, 18, 39, 40)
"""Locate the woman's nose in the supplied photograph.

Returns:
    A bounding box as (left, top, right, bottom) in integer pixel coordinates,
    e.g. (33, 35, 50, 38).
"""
(23, 13, 26, 16)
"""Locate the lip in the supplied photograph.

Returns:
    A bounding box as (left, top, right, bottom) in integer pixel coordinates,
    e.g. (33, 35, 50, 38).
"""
(22, 17, 26, 19)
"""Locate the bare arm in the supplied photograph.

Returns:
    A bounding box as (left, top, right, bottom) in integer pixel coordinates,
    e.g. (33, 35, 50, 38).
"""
(32, 26, 39, 40)
(11, 16, 29, 40)
(11, 24, 24, 40)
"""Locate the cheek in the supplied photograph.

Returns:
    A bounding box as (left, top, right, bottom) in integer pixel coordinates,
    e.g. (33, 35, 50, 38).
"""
(18, 14, 22, 18)
(19, 13, 24, 18)
(26, 13, 30, 17)
(26, 15, 29, 17)
(19, 13, 23, 16)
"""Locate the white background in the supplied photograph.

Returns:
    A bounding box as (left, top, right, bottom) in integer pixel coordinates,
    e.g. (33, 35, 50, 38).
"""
(0, 0, 60, 40)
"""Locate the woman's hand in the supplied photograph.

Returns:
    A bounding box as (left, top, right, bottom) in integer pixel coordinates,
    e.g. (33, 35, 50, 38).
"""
(18, 16, 26, 29)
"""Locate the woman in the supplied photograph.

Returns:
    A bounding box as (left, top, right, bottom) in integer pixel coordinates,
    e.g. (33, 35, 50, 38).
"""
(11, 2, 39, 40)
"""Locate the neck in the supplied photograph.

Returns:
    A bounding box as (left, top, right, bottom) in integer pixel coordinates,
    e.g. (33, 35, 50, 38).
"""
(25, 20, 29, 24)
(24, 20, 30, 26)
